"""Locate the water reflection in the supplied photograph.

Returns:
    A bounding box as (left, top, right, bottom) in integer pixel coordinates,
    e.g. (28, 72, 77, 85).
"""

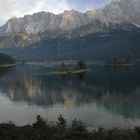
(0, 65, 140, 127)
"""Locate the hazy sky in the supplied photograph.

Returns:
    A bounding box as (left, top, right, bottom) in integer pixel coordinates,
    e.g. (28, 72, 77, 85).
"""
(0, 0, 112, 25)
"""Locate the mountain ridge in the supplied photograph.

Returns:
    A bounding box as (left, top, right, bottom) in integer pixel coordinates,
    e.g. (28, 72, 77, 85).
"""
(0, 0, 140, 38)
(0, 0, 140, 61)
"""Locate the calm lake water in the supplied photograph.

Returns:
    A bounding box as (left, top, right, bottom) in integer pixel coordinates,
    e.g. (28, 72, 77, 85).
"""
(0, 64, 140, 128)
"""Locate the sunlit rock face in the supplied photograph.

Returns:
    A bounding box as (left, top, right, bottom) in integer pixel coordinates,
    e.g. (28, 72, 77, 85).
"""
(0, 0, 140, 36)
(103, 0, 140, 25)
(0, 0, 140, 48)
(0, 10, 88, 36)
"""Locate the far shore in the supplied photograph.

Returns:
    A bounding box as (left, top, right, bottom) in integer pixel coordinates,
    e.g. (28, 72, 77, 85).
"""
(0, 64, 16, 68)
(16, 60, 138, 67)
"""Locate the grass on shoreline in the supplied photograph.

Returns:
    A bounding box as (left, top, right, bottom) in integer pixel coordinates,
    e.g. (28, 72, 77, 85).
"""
(0, 115, 140, 140)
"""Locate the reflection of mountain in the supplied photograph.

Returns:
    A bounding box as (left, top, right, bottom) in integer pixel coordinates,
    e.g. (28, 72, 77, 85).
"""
(0, 65, 140, 118)
(97, 88, 140, 118)
(0, 71, 96, 106)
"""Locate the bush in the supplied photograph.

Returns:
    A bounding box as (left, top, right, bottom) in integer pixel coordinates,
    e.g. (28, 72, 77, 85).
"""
(0, 115, 138, 140)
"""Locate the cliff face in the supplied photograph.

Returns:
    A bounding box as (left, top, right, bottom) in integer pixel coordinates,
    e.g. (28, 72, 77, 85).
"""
(1, 0, 140, 35)
(0, 0, 140, 48)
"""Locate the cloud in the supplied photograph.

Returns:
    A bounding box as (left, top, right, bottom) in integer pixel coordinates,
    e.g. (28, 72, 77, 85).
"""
(0, 0, 71, 25)
(0, 0, 112, 25)
(68, 0, 112, 11)
(31, 0, 71, 14)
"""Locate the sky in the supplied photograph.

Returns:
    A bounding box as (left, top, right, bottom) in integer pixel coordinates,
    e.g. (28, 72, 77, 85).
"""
(0, 0, 112, 25)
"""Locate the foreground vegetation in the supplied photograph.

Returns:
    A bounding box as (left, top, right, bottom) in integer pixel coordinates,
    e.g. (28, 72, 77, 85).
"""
(0, 115, 140, 140)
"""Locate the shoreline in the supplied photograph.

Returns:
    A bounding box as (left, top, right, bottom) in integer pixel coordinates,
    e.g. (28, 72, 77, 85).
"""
(0, 63, 16, 68)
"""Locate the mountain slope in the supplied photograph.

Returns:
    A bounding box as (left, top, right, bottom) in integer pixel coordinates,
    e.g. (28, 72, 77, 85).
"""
(0, 0, 140, 61)
(0, 29, 140, 61)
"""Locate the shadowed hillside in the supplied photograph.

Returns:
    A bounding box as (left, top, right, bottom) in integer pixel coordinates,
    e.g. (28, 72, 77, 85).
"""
(0, 29, 140, 61)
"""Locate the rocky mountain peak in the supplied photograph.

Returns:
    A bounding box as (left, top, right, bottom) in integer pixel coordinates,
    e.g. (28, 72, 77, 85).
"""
(0, 0, 140, 37)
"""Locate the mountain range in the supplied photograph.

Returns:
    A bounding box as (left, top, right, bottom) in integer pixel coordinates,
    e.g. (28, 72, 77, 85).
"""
(0, 0, 140, 61)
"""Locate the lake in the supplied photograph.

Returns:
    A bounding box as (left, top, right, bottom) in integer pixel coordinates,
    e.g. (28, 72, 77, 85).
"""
(0, 64, 140, 129)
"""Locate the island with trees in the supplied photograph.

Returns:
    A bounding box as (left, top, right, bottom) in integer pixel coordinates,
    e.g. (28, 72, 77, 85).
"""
(105, 58, 131, 67)
(58, 60, 91, 75)
(0, 53, 16, 68)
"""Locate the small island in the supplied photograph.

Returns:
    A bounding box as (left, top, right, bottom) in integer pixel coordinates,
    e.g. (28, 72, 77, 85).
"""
(57, 60, 91, 75)
(105, 58, 132, 67)
(0, 53, 16, 68)
(49, 60, 91, 75)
